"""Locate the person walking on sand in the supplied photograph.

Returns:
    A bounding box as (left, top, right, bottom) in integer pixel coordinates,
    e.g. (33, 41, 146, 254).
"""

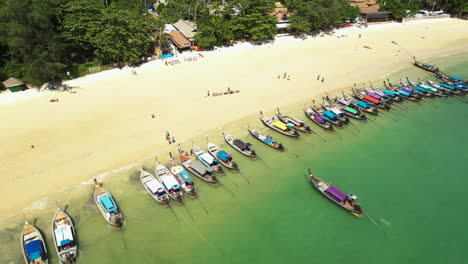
(171, 136, 176, 143)
(359, 34, 361, 39)
(207, 90, 210, 96)
(317, 74, 320, 80)
(151, 112, 155, 119)
(322, 77, 324, 83)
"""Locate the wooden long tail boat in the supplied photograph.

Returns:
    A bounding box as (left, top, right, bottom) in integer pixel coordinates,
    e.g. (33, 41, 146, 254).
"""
(413, 60, 440, 73)
(192, 144, 225, 175)
(333, 100, 368, 122)
(248, 128, 285, 151)
(51, 207, 77, 263)
(311, 103, 345, 128)
(276, 110, 312, 133)
(304, 107, 334, 131)
(207, 142, 239, 171)
(223, 132, 257, 159)
(169, 157, 197, 197)
(320, 99, 351, 126)
(154, 164, 184, 203)
(308, 169, 363, 217)
(340, 92, 379, 116)
(259, 116, 300, 138)
(418, 78, 448, 98)
(178, 145, 220, 186)
(363, 86, 394, 104)
(140, 168, 170, 204)
(440, 77, 467, 93)
(436, 82, 464, 95)
(351, 88, 390, 110)
(436, 72, 467, 85)
(405, 77, 434, 98)
(93, 179, 123, 228)
(21, 222, 48, 264)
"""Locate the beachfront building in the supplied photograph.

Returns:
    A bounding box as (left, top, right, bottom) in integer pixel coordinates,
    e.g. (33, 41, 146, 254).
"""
(2, 77, 28, 93)
(270, 2, 291, 33)
(351, 0, 392, 23)
(172, 19, 198, 43)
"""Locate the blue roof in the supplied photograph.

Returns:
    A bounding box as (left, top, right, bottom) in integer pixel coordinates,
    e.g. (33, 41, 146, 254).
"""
(383, 90, 394, 96)
(356, 101, 368, 108)
(217, 151, 231, 161)
(440, 83, 454, 89)
(323, 110, 337, 119)
(25, 240, 43, 260)
(99, 195, 117, 213)
(414, 86, 426, 92)
(180, 170, 193, 183)
(398, 90, 410, 96)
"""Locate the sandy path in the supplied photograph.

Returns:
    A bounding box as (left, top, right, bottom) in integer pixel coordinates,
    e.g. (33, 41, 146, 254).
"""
(1, 18, 468, 219)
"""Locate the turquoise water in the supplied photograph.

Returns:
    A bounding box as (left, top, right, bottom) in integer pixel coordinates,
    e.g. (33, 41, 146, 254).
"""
(1, 52, 467, 264)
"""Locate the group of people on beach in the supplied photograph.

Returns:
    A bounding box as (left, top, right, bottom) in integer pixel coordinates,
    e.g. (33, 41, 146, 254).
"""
(278, 72, 291, 80)
(165, 130, 176, 145)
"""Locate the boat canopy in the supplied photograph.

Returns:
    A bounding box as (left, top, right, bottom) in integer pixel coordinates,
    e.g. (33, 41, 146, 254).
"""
(286, 122, 295, 127)
(450, 75, 462, 81)
(330, 108, 342, 115)
(314, 115, 324, 123)
(146, 179, 164, 194)
(343, 107, 358, 114)
(363, 95, 379, 104)
(323, 110, 337, 119)
(54, 224, 74, 247)
(339, 99, 350, 106)
(162, 176, 180, 190)
(401, 87, 412, 93)
(398, 89, 410, 96)
(217, 150, 232, 161)
(383, 90, 394, 96)
(189, 160, 211, 174)
(263, 135, 274, 145)
(368, 92, 381, 99)
(325, 186, 348, 202)
(25, 240, 44, 260)
(99, 195, 117, 214)
(414, 86, 426, 92)
(373, 90, 385, 97)
(440, 83, 454, 89)
(356, 101, 369, 108)
(199, 153, 215, 164)
(233, 139, 248, 150)
(179, 170, 193, 183)
(420, 84, 436, 91)
(273, 121, 287, 130)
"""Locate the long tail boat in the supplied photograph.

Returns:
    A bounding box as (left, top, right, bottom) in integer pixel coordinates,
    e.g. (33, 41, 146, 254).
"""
(418, 78, 448, 97)
(207, 142, 239, 171)
(51, 206, 77, 263)
(154, 164, 184, 203)
(440, 77, 467, 93)
(223, 132, 257, 159)
(308, 168, 363, 217)
(93, 178, 123, 228)
(276, 109, 312, 134)
(178, 145, 219, 186)
(320, 99, 351, 125)
(340, 92, 379, 116)
(248, 128, 285, 151)
(405, 77, 434, 98)
(192, 144, 225, 175)
(304, 106, 334, 131)
(169, 155, 197, 197)
(436, 72, 467, 85)
(351, 88, 390, 110)
(311, 103, 345, 128)
(21, 222, 48, 264)
(413, 60, 440, 73)
(140, 168, 170, 204)
(438, 82, 464, 95)
(333, 99, 368, 122)
(259, 116, 300, 138)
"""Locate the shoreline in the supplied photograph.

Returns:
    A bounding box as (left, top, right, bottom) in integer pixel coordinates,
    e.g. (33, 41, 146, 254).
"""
(1, 18, 468, 220)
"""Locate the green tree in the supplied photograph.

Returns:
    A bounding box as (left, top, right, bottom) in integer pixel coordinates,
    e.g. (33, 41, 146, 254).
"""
(230, 0, 277, 41)
(91, 8, 156, 64)
(445, 0, 468, 17)
(195, 15, 234, 48)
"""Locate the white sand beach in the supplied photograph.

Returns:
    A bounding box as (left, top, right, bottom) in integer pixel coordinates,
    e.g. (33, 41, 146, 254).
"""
(1, 18, 468, 219)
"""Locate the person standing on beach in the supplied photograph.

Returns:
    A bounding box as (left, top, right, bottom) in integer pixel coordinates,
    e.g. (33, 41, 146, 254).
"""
(322, 77, 324, 83)
(359, 34, 361, 39)
(151, 112, 155, 119)
(171, 136, 176, 143)
(317, 74, 320, 80)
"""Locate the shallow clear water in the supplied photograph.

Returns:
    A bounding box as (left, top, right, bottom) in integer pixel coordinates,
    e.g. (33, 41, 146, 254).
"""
(1, 52, 467, 264)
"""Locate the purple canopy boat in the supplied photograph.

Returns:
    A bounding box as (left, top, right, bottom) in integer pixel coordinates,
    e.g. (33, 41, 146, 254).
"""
(304, 107, 334, 132)
(308, 168, 363, 217)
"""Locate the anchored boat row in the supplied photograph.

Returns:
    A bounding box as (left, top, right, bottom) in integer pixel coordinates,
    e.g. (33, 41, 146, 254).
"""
(19, 70, 466, 263)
